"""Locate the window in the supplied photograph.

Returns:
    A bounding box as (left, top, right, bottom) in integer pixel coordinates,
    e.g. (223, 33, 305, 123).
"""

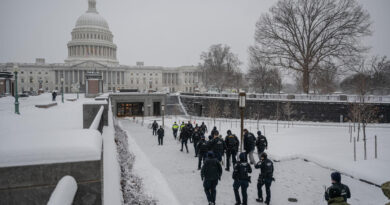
(30, 72, 32, 74)
(21, 78, 24, 83)
(150, 73, 152, 76)
(131, 79, 133, 84)
(131, 73, 133, 76)
(155, 73, 158, 76)
(45, 72, 48, 75)
(136, 78, 139, 84)
(29, 77, 33, 83)
(21, 71, 24, 74)
(38, 72, 41, 74)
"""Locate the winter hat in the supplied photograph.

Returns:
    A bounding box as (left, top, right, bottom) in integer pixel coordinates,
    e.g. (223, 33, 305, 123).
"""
(239, 152, 247, 162)
(214, 131, 219, 136)
(227, 130, 232, 135)
(201, 135, 205, 139)
(260, 152, 268, 160)
(207, 151, 214, 158)
(257, 131, 262, 136)
(331, 172, 341, 183)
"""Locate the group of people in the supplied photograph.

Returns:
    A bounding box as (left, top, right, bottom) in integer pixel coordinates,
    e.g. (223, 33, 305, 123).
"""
(151, 120, 351, 205)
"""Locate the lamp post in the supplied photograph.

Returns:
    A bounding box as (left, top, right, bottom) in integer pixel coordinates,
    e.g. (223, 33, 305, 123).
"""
(161, 104, 165, 127)
(142, 106, 144, 126)
(13, 65, 20, 114)
(60, 78, 64, 103)
(239, 91, 246, 152)
(76, 84, 80, 99)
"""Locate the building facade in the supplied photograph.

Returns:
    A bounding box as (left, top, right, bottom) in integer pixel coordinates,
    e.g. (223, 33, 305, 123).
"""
(0, 0, 203, 94)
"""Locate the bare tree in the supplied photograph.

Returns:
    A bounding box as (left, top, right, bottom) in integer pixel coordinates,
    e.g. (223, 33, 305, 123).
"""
(251, 0, 371, 93)
(208, 99, 220, 127)
(200, 44, 242, 92)
(311, 63, 338, 94)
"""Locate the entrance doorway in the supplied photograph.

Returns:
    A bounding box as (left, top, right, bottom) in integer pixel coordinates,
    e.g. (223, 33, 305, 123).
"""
(117, 102, 144, 117)
(153, 102, 161, 116)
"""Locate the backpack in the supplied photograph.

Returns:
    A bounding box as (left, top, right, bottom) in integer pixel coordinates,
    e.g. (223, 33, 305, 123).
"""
(233, 162, 250, 181)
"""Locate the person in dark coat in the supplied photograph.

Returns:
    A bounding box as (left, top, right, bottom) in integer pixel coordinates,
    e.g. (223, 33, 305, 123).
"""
(210, 126, 218, 138)
(179, 126, 190, 153)
(233, 153, 252, 205)
(192, 128, 202, 157)
(201, 151, 223, 205)
(200, 122, 208, 135)
(325, 172, 351, 203)
(187, 122, 194, 143)
(157, 126, 164, 145)
(208, 131, 226, 163)
(152, 120, 158, 136)
(197, 136, 209, 170)
(52, 91, 57, 101)
(255, 152, 274, 205)
(326, 186, 350, 205)
(255, 131, 268, 160)
(225, 130, 239, 171)
(243, 129, 256, 164)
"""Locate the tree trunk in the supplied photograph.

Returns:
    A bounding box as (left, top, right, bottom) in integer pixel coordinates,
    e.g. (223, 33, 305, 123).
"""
(303, 67, 310, 94)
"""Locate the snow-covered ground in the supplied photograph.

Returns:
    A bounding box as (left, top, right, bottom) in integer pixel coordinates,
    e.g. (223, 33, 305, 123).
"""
(119, 116, 389, 205)
(0, 93, 102, 167)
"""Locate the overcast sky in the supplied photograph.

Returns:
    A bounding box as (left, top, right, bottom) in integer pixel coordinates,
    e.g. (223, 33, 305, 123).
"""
(0, 0, 389, 70)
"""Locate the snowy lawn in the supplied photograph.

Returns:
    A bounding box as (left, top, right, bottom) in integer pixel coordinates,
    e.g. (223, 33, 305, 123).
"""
(0, 93, 102, 167)
(119, 117, 388, 205)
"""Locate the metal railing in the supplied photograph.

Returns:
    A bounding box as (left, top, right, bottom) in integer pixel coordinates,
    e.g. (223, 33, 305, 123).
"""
(90, 105, 104, 133)
(180, 92, 390, 103)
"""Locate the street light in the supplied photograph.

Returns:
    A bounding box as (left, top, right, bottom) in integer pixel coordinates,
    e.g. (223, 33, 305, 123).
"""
(13, 65, 20, 114)
(161, 104, 165, 127)
(142, 106, 144, 126)
(60, 78, 64, 103)
(77, 84, 80, 99)
(239, 91, 246, 152)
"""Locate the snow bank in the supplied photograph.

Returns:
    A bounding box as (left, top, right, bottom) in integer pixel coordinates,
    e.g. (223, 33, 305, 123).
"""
(47, 175, 77, 205)
(89, 105, 104, 130)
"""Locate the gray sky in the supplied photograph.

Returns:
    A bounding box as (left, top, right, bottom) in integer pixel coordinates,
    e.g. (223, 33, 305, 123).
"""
(0, 0, 389, 70)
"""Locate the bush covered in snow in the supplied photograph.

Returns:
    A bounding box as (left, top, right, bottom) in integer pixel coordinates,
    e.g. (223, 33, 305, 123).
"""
(114, 120, 157, 205)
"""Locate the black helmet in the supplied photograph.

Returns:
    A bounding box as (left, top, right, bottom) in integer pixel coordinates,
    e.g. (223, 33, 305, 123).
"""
(239, 152, 247, 162)
(227, 130, 232, 135)
(257, 131, 262, 136)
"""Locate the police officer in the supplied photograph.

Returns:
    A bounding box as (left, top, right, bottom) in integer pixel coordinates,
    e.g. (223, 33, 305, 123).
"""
(192, 128, 202, 157)
(325, 172, 351, 203)
(255, 131, 268, 160)
(201, 151, 223, 205)
(157, 126, 164, 145)
(209, 131, 226, 163)
(233, 153, 252, 205)
(180, 121, 186, 132)
(179, 126, 190, 153)
(172, 122, 179, 139)
(225, 130, 239, 171)
(197, 136, 209, 170)
(152, 120, 158, 136)
(255, 152, 274, 205)
(200, 122, 208, 135)
(244, 129, 256, 164)
(325, 186, 350, 205)
(211, 126, 218, 138)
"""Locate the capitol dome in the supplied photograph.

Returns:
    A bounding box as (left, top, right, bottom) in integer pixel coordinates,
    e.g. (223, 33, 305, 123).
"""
(65, 0, 118, 65)
(75, 12, 109, 30)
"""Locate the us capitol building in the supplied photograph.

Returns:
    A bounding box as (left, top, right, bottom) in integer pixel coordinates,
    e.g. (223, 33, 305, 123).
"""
(0, 0, 202, 94)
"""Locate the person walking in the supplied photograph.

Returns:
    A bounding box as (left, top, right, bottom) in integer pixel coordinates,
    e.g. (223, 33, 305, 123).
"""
(201, 151, 223, 205)
(172, 122, 179, 139)
(325, 172, 351, 203)
(233, 153, 252, 205)
(152, 120, 158, 136)
(255, 131, 268, 160)
(243, 129, 256, 164)
(157, 126, 164, 145)
(52, 90, 57, 101)
(197, 135, 209, 170)
(200, 122, 208, 135)
(192, 128, 201, 157)
(325, 186, 350, 205)
(180, 122, 186, 132)
(255, 152, 274, 205)
(225, 130, 239, 171)
(179, 126, 190, 153)
(209, 131, 226, 163)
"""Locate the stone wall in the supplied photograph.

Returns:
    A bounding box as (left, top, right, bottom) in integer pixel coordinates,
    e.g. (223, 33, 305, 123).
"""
(0, 160, 102, 205)
(180, 96, 390, 123)
(83, 103, 108, 128)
